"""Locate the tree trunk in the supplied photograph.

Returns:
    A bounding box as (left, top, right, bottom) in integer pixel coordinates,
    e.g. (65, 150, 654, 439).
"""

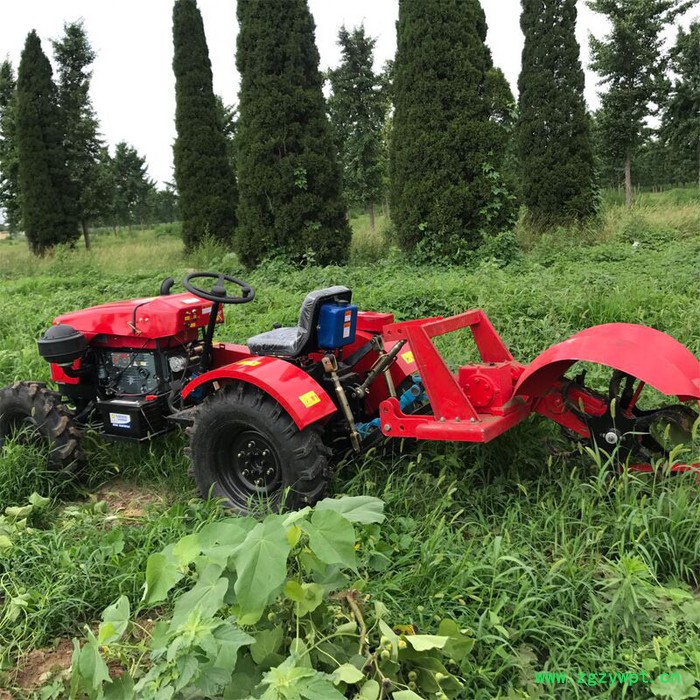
(624, 151, 633, 208)
(81, 220, 91, 250)
(368, 202, 375, 232)
(383, 197, 391, 222)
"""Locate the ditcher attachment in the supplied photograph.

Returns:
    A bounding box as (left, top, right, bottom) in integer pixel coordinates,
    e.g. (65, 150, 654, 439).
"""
(515, 323, 700, 474)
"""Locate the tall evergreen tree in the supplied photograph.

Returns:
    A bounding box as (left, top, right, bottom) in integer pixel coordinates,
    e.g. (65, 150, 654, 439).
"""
(390, 0, 515, 262)
(0, 60, 21, 232)
(52, 21, 106, 249)
(236, 0, 351, 267)
(172, 0, 237, 249)
(518, 0, 597, 225)
(327, 25, 387, 231)
(588, 0, 696, 206)
(16, 31, 78, 254)
(662, 21, 700, 188)
(111, 141, 154, 228)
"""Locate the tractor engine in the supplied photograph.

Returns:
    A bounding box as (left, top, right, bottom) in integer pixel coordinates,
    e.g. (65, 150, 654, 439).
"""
(37, 323, 203, 441)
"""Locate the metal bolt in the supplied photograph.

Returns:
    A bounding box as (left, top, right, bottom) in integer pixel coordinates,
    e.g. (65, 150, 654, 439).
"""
(247, 441, 255, 449)
(266, 468, 275, 476)
(237, 452, 244, 459)
(241, 469, 250, 477)
(254, 479, 262, 486)
(439, 417, 446, 422)
(604, 430, 620, 445)
(470, 418, 477, 423)
(383, 424, 391, 432)
(262, 449, 270, 457)
(455, 417, 461, 423)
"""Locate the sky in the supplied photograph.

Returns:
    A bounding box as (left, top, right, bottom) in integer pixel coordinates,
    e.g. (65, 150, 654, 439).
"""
(1, 1, 697, 186)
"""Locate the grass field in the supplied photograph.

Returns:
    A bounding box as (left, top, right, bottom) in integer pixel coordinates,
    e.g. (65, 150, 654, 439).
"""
(0, 193, 699, 698)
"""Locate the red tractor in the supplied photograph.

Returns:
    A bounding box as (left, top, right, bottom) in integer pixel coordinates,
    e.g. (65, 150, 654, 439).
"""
(1, 271, 698, 513)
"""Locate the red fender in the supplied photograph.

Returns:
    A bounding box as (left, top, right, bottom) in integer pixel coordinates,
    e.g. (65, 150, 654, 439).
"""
(515, 323, 700, 401)
(181, 356, 337, 429)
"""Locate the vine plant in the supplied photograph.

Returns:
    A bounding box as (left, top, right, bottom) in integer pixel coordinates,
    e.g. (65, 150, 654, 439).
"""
(68, 496, 472, 699)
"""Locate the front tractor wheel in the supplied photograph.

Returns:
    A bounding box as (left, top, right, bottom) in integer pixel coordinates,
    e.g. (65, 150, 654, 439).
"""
(0, 382, 83, 472)
(188, 384, 331, 514)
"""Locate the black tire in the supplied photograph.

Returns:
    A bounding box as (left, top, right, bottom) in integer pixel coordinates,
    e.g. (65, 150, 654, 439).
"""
(0, 381, 83, 472)
(188, 383, 332, 513)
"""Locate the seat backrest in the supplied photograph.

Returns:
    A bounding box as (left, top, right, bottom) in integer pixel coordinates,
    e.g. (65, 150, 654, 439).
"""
(296, 286, 352, 355)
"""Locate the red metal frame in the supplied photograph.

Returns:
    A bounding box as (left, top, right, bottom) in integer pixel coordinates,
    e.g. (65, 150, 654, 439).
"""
(378, 310, 530, 442)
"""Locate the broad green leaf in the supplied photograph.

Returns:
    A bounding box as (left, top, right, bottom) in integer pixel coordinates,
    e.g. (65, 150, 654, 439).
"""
(172, 533, 200, 567)
(78, 631, 112, 691)
(170, 563, 228, 629)
(213, 624, 255, 671)
(0, 535, 11, 550)
(231, 515, 290, 625)
(438, 618, 474, 662)
(103, 673, 134, 700)
(404, 634, 449, 652)
(298, 673, 346, 700)
(315, 496, 385, 524)
(303, 509, 356, 569)
(650, 669, 698, 699)
(142, 551, 183, 605)
(199, 518, 254, 548)
(284, 580, 324, 616)
(355, 679, 380, 700)
(5, 505, 32, 519)
(98, 595, 130, 645)
(392, 691, 426, 700)
(333, 663, 365, 685)
(283, 507, 311, 528)
(28, 492, 50, 509)
(290, 638, 312, 668)
(287, 524, 302, 548)
(681, 600, 700, 626)
(251, 626, 284, 665)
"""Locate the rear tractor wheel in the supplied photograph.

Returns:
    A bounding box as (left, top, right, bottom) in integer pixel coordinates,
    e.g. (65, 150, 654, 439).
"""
(188, 383, 332, 514)
(0, 381, 83, 472)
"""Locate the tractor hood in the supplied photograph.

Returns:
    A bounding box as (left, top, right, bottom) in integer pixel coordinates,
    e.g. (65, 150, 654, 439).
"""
(53, 292, 220, 341)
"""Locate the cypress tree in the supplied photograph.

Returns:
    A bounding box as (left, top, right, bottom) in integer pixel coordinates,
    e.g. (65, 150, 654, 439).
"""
(0, 60, 21, 232)
(172, 0, 237, 249)
(236, 0, 351, 267)
(518, 0, 597, 225)
(16, 31, 78, 254)
(390, 0, 515, 262)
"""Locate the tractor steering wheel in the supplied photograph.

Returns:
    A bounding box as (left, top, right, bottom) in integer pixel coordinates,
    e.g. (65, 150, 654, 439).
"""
(183, 272, 256, 304)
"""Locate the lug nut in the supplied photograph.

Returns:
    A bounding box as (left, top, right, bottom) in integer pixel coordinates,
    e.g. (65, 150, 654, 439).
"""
(241, 469, 249, 477)
(247, 441, 255, 449)
(266, 468, 275, 476)
(237, 452, 244, 459)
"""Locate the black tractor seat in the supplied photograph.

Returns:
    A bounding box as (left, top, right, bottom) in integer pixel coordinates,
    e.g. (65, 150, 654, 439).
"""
(247, 286, 352, 357)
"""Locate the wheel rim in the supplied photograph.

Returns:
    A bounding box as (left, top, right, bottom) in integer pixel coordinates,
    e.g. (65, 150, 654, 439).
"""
(212, 428, 283, 504)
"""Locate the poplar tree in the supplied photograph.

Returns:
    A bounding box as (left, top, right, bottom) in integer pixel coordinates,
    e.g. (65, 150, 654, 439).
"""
(390, 0, 515, 262)
(16, 31, 78, 254)
(328, 25, 387, 231)
(662, 21, 700, 188)
(0, 60, 21, 232)
(236, 0, 351, 267)
(588, 0, 696, 206)
(518, 0, 597, 225)
(172, 0, 237, 249)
